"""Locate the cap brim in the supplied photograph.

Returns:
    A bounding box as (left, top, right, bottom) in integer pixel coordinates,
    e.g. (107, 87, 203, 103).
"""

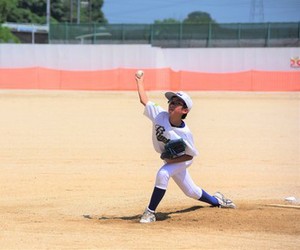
(165, 92, 177, 100)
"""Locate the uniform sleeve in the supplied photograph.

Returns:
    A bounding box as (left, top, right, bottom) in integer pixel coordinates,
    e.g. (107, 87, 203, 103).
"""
(143, 101, 165, 122)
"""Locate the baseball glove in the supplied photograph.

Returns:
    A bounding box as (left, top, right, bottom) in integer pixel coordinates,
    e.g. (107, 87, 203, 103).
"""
(160, 138, 186, 160)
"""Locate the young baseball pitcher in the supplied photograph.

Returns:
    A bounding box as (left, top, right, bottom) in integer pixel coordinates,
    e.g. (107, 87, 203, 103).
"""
(135, 71, 236, 223)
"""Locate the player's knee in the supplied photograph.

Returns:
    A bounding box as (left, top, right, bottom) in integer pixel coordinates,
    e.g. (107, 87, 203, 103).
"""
(155, 169, 170, 189)
(184, 190, 198, 199)
(184, 187, 202, 200)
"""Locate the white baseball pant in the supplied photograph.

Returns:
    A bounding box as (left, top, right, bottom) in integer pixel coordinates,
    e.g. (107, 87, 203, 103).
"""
(155, 160, 203, 200)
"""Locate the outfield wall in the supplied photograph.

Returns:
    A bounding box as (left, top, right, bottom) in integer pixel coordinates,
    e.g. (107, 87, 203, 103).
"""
(0, 45, 299, 91)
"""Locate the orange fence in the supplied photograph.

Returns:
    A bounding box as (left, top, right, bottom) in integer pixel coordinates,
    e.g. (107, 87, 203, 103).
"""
(0, 67, 299, 91)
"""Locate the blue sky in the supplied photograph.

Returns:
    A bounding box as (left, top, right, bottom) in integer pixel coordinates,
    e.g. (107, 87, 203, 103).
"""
(102, 0, 300, 24)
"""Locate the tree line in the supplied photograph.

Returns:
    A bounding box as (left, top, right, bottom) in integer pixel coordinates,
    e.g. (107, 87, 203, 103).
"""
(0, 0, 106, 24)
(0, 0, 215, 43)
(0, 0, 215, 24)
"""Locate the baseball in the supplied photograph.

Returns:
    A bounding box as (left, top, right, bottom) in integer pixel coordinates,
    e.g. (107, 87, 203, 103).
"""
(285, 196, 296, 202)
(136, 70, 144, 78)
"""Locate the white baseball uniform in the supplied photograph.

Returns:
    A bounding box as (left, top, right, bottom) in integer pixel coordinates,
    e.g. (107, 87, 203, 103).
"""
(144, 101, 203, 199)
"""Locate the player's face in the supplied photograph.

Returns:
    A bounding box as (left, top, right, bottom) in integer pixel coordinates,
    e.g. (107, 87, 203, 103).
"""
(168, 97, 188, 116)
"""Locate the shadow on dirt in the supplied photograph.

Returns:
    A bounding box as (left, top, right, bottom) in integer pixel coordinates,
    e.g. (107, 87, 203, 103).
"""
(83, 205, 204, 222)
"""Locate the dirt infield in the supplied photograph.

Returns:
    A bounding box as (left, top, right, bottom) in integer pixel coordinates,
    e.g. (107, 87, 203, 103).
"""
(0, 90, 299, 249)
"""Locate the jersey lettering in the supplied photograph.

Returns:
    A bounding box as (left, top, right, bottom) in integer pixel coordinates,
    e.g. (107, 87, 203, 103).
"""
(155, 125, 170, 144)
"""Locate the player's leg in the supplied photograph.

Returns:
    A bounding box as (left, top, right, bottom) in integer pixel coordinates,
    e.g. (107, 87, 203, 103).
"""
(140, 161, 192, 223)
(147, 161, 190, 209)
(140, 185, 165, 223)
(172, 170, 219, 206)
(172, 171, 236, 208)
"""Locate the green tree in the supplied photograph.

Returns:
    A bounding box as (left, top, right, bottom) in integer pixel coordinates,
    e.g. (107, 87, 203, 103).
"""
(3, 0, 47, 23)
(0, 0, 19, 43)
(0, 0, 106, 24)
(0, 26, 20, 43)
(49, 0, 65, 23)
(183, 11, 216, 24)
(59, 0, 106, 23)
(154, 18, 180, 24)
(81, 0, 106, 23)
(154, 11, 216, 24)
(0, 0, 17, 23)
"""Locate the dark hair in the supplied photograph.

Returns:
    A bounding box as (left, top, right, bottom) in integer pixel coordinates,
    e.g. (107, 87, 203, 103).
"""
(182, 102, 188, 119)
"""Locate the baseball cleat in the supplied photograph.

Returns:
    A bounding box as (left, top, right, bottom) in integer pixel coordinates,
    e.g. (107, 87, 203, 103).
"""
(140, 209, 156, 223)
(213, 192, 236, 209)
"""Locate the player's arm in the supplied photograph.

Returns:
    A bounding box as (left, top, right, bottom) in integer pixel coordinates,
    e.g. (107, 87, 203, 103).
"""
(163, 154, 193, 164)
(135, 71, 148, 106)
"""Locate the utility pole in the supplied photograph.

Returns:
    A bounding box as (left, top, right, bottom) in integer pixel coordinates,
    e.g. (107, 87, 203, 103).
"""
(89, 0, 92, 23)
(46, 0, 50, 29)
(70, 0, 74, 23)
(249, 0, 264, 22)
(77, 0, 80, 24)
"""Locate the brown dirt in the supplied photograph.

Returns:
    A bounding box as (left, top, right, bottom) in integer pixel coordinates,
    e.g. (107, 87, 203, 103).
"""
(0, 90, 299, 249)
